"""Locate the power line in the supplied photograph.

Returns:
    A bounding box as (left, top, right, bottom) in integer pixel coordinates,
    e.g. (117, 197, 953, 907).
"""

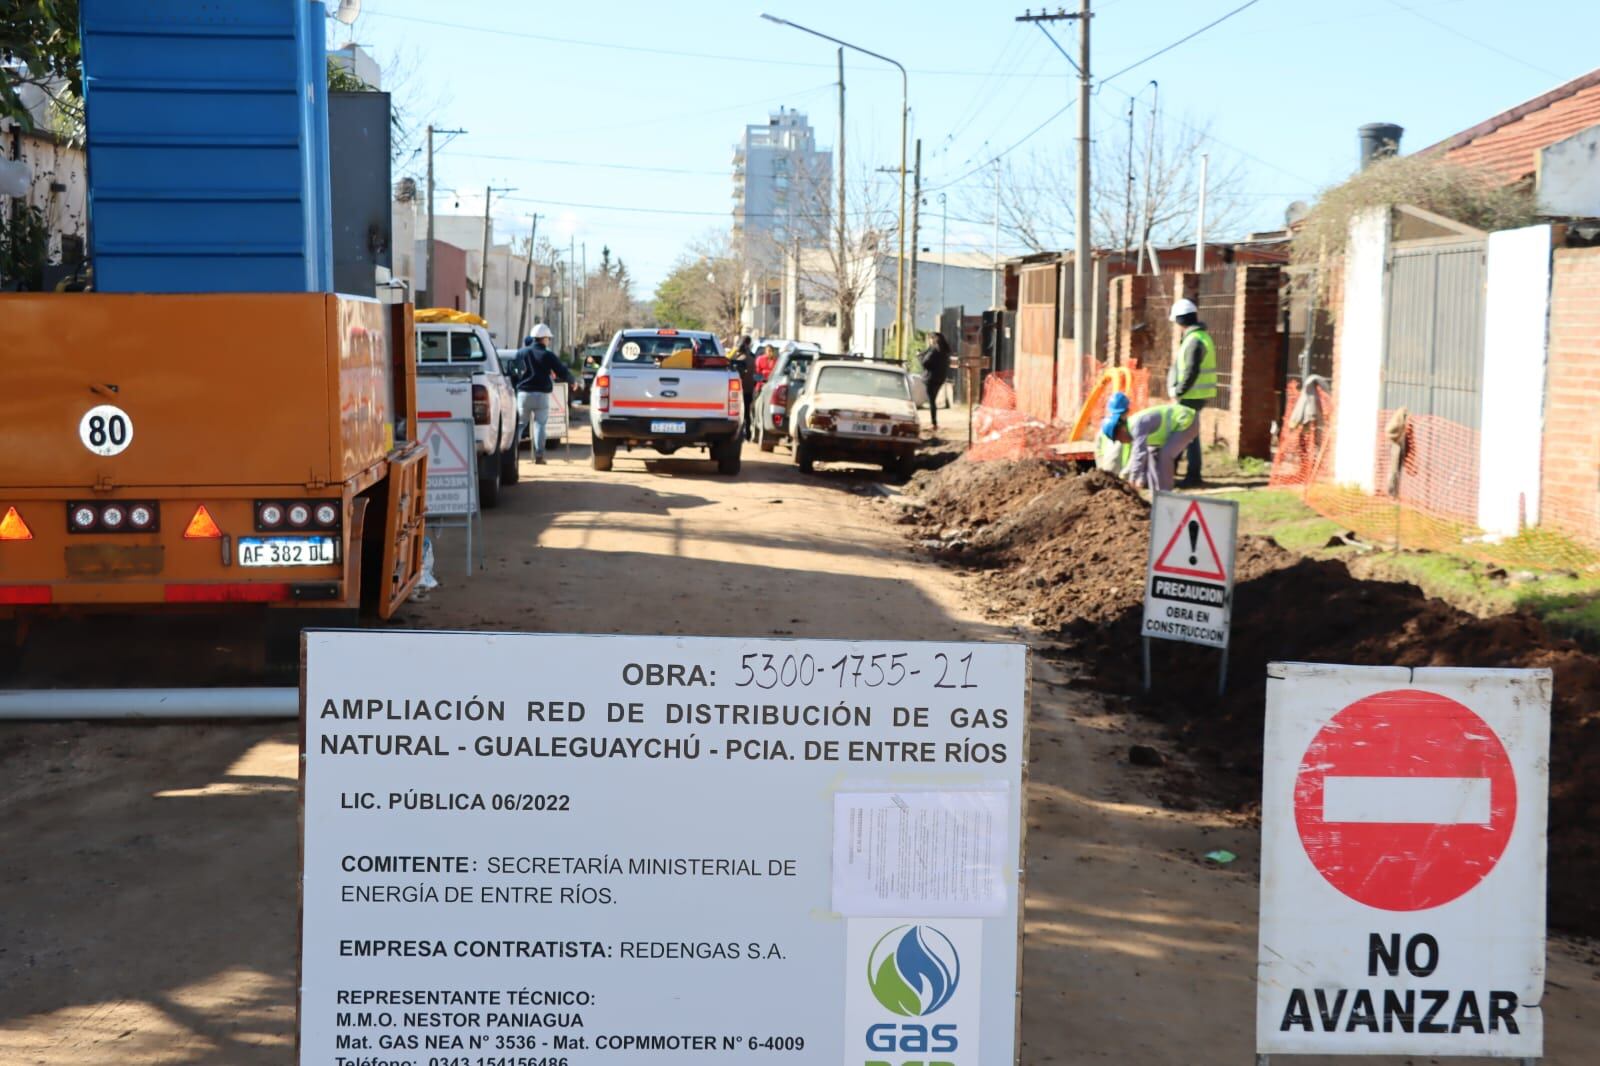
(1383, 0, 1560, 79)
(925, 100, 1077, 194)
(363, 9, 1077, 80)
(1098, 0, 1265, 86)
(451, 152, 725, 177)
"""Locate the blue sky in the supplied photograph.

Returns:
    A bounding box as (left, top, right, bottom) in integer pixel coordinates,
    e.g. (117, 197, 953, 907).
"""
(339, 0, 1599, 291)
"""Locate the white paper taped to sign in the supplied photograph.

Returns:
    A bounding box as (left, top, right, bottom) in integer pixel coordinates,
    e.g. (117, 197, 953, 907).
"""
(832, 789, 1009, 916)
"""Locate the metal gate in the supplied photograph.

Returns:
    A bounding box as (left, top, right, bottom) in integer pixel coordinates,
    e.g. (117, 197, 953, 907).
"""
(1383, 239, 1486, 427)
(1381, 238, 1487, 521)
(1015, 263, 1059, 421)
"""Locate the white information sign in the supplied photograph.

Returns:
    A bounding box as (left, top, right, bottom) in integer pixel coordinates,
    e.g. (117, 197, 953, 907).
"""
(1142, 491, 1236, 650)
(418, 418, 476, 516)
(1257, 663, 1550, 1058)
(300, 632, 1027, 1066)
(78, 402, 133, 456)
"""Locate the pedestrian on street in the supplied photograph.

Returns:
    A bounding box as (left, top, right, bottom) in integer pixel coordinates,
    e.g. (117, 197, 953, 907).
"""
(918, 331, 952, 430)
(1102, 392, 1201, 493)
(757, 342, 784, 385)
(730, 335, 757, 440)
(516, 323, 575, 464)
(1166, 297, 1218, 487)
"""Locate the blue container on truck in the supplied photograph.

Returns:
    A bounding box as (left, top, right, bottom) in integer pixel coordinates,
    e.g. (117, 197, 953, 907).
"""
(79, 0, 333, 293)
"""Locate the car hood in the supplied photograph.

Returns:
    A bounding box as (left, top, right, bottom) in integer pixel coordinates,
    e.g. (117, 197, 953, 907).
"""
(808, 391, 916, 417)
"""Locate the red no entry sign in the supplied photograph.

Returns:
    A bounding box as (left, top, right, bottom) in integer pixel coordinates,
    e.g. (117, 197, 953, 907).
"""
(1293, 688, 1517, 911)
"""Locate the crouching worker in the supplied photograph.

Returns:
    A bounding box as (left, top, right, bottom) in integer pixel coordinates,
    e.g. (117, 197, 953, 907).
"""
(1101, 392, 1200, 492)
(1095, 391, 1132, 474)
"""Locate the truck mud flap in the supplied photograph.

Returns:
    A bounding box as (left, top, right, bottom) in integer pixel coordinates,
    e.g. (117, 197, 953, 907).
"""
(379, 443, 428, 619)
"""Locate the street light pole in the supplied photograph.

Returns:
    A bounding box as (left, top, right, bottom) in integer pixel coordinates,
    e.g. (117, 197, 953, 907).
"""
(761, 14, 906, 357)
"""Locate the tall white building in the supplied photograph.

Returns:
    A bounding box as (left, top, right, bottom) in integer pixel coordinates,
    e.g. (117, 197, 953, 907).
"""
(733, 109, 832, 333)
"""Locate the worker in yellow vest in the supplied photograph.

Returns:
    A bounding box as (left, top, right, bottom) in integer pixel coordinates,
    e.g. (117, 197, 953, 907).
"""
(1103, 392, 1201, 492)
(1167, 298, 1218, 487)
(1095, 390, 1133, 474)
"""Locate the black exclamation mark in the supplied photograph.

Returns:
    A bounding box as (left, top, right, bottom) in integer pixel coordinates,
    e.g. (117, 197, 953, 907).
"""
(1187, 520, 1200, 566)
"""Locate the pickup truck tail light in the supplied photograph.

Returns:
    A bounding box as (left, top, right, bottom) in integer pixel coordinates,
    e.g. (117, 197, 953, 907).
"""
(772, 382, 789, 410)
(472, 384, 490, 425)
(727, 376, 742, 419)
(595, 374, 611, 414)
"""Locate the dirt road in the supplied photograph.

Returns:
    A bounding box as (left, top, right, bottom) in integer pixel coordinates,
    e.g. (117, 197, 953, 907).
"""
(2, 431, 1595, 1064)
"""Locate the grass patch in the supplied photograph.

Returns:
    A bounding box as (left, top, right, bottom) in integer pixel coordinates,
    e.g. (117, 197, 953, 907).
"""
(1215, 488, 1347, 554)
(1214, 488, 1600, 645)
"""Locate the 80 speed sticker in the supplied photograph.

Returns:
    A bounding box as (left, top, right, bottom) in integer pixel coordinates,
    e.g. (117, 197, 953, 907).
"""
(80, 404, 133, 456)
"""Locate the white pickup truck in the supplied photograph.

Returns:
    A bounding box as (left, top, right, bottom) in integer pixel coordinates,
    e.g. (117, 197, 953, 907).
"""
(414, 317, 519, 507)
(589, 329, 744, 475)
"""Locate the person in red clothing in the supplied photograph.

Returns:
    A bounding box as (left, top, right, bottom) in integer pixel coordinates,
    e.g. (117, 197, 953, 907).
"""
(755, 341, 784, 384)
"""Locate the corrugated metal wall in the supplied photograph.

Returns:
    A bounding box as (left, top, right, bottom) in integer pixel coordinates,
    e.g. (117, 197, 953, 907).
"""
(1382, 240, 1487, 428)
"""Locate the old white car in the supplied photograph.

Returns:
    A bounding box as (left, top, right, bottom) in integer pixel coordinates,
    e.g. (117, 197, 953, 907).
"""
(789, 359, 920, 479)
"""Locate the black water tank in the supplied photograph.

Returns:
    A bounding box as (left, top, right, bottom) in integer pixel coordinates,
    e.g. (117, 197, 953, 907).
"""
(1358, 123, 1404, 168)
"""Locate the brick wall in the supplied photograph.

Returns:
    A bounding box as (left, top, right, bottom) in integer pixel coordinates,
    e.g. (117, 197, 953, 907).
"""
(1541, 247, 1600, 545)
(1230, 264, 1282, 458)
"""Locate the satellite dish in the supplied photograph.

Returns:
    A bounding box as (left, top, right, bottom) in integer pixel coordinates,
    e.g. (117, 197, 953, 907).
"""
(1285, 200, 1311, 227)
(332, 0, 361, 25)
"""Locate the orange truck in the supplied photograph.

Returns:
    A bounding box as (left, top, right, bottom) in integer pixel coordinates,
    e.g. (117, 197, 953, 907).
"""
(0, 293, 427, 655)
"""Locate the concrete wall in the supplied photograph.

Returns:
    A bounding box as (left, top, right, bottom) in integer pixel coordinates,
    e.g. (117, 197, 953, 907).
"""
(1332, 208, 1390, 491)
(1478, 225, 1554, 537)
(1541, 246, 1600, 545)
(1537, 126, 1600, 218)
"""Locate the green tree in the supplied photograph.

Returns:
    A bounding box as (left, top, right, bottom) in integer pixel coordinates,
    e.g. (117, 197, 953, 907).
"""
(652, 260, 709, 331)
(2, 0, 82, 132)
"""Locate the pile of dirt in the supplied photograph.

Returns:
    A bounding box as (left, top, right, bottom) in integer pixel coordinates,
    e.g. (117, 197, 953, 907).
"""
(905, 458, 1600, 937)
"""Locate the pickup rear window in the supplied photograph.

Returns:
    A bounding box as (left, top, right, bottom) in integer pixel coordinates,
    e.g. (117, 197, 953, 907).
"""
(419, 330, 487, 365)
(815, 366, 911, 400)
(612, 334, 724, 367)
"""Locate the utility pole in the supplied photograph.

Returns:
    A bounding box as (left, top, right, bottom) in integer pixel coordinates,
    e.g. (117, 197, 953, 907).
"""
(1195, 153, 1208, 273)
(423, 124, 467, 307)
(581, 242, 588, 336)
(477, 185, 515, 319)
(836, 47, 847, 347)
(517, 214, 539, 342)
(991, 160, 1001, 308)
(1020, 4, 1091, 362)
(939, 191, 948, 316)
(1124, 98, 1136, 265)
(1139, 80, 1158, 274)
(909, 138, 922, 345)
(568, 237, 576, 353)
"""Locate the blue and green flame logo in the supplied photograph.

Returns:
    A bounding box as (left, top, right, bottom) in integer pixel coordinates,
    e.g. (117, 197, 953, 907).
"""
(866, 925, 960, 1016)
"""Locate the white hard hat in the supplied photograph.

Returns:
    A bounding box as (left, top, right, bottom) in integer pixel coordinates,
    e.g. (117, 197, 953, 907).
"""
(1169, 298, 1198, 321)
(531, 323, 554, 339)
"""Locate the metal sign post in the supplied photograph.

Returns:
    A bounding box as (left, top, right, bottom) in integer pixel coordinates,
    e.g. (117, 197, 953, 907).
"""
(417, 417, 483, 574)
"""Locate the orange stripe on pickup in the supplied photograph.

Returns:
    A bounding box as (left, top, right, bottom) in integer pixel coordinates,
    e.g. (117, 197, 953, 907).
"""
(612, 400, 725, 411)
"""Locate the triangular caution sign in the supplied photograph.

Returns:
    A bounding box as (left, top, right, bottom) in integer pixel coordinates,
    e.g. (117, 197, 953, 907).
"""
(419, 421, 473, 475)
(1152, 499, 1228, 581)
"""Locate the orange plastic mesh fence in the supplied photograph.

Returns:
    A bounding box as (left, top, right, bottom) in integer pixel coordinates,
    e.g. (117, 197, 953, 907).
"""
(1269, 381, 1598, 571)
(965, 367, 1150, 462)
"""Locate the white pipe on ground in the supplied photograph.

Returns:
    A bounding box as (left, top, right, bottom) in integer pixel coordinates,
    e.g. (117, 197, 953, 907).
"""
(0, 688, 298, 720)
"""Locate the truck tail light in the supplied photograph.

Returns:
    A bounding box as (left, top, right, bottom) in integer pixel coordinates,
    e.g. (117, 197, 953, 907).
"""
(596, 374, 610, 414)
(0, 507, 33, 541)
(66, 501, 161, 534)
(728, 376, 742, 418)
(472, 384, 490, 425)
(184, 506, 223, 539)
(772, 382, 789, 411)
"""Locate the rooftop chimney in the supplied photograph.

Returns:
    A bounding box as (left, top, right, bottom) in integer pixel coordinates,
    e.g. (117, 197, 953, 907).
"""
(1358, 123, 1404, 169)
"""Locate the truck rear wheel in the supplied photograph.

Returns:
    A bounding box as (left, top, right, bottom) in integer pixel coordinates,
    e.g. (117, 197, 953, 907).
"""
(715, 436, 742, 476)
(479, 470, 502, 508)
(499, 443, 521, 485)
(592, 439, 616, 471)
